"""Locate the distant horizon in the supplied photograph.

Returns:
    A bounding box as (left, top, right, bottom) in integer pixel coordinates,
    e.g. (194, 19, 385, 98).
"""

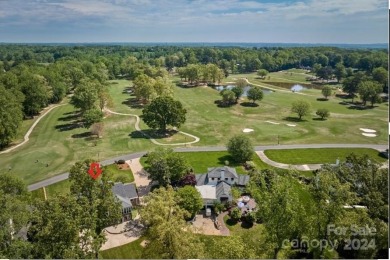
(0, 0, 387, 44)
(0, 41, 387, 49)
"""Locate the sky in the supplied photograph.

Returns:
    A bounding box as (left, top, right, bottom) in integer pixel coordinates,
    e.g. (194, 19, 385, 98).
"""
(0, 0, 388, 43)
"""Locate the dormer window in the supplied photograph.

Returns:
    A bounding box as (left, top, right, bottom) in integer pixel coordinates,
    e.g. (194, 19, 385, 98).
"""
(225, 178, 228, 181)
(218, 178, 221, 181)
(211, 177, 215, 181)
(231, 178, 234, 181)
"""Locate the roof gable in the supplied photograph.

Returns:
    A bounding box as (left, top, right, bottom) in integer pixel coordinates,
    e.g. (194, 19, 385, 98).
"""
(207, 166, 238, 179)
(112, 182, 138, 200)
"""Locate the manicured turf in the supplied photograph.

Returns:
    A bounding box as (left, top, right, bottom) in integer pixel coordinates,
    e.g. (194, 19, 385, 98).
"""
(264, 148, 387, 164)
(45, 179, 71, 196)
(1, 72, 387, 185)
(140, 151, 273, 175)
(100, 237, 146, 259)
(104, 164, 135, 183)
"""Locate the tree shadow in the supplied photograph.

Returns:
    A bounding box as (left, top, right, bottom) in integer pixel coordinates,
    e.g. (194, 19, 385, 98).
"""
(316, 98, 329, 101)
(217, 155, 242, 167)
(283, 116, 304, 122)
(225, 218, 238, 227)
(122, 88, 133, 94)
(129, 129, 178, 140)
(58, 113, 80, 121)
(312, 118, 326, 121)
(71, 131, 92, 139)
(348, 105, 375, 110)
(55, 122, 82, 132)
(240, 102, 259, 107)
(122, 97, 144, 109)
(339, 101, 351, 105)
(214, 100, 235, 108)
(335, 93, 351, 99)
(240, 221, 254, 229)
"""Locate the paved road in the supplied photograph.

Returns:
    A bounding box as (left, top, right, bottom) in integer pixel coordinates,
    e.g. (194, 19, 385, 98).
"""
(27, 143, 388, 191)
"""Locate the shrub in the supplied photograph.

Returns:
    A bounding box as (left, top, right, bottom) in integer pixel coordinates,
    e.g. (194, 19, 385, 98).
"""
(316, 108, 330, 120)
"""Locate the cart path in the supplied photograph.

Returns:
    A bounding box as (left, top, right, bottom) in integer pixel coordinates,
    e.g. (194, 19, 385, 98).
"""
(0, 104, 66, 155)
(104, 108, 200, 146)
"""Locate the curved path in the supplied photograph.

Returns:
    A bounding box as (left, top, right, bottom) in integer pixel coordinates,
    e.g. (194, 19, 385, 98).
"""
(256, 151, 322, 171)
(27, 143, 388, 191)
(104, 108, 200, 146)
(0, 104, 66, 155)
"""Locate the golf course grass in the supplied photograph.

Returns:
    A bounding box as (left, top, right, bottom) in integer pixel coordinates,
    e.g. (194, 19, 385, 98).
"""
(1, 70, 387, 185)
(264, 148, 387, 164)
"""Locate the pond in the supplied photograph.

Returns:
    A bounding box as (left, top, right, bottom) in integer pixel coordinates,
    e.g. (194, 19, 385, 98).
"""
(213, 85, 273, 96)
(290, 84, 306, 92)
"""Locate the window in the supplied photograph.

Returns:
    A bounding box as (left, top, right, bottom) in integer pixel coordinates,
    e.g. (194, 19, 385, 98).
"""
(211, 178, 214, 181)
(218, 178, 221, 181)
(225, 178, 228, 181)
(231, 178, 234, 181)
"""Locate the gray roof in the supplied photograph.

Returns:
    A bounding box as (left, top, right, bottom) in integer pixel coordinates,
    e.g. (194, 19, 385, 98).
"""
(216, 181, 231, 198)
(237, 175, 250, 186)
(207, 166, 238, 179)
(112, 182, 138, 200)
(195, 174, 208, 186)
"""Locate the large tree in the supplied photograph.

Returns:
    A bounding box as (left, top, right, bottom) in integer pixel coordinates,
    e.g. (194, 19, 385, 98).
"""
(220, 89, 236, 106)
(257, 69, 269, 78)
(28, 195, 100, 259)
(68, 159, 122, 235)
(0, 174, 31, 259)
(342, 71, 366, 103)
(140, 186, 204, 259)
(334, 63, 346, 82)
(20, 73, 52, 116)
(145, 148, 190, 186)
(357, 80, 383, 107)
(291, 100, 311, 120)
(261, 179, 307, 259)
(70, 79, 99, 112)
(227, 135, 254, 163)
(247, 86, 264, 104)
(231, 86, 244, 102)
(321, 86, 332, 100)
(141, 96, 186, 132)
(176, 186, 203, 217)
(0, 86, 23, 148)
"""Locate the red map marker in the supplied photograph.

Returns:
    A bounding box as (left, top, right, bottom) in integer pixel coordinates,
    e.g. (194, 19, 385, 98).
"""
(88, 162, 103, 180)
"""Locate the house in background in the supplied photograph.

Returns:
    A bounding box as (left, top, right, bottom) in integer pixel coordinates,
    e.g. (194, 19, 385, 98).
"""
(112, 182, 140, 222)
(195, 166, 250, 207)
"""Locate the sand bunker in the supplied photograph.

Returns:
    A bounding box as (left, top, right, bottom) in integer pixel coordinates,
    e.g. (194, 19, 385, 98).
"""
(362, 133, 377, 137)
(286, 124, 296, 127)
(265, 121, 280, 125)
(243, 128, 254, 133)
(359, 128, 377, 133)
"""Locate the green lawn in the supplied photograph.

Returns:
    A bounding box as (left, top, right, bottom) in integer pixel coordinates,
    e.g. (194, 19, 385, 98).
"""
(140, 151, 274, 175)
(1, 75, 387, 185)
(45, 179, 71, 196)
(104, 164, 135, 183)
(264, 148, 387, 164)
(100, 237, 146, 259)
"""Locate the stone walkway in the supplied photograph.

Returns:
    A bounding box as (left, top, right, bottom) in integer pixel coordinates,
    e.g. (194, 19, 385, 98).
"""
(256, 151, 322, 171)
(126, 158, 151, 198)
(216, 211, 230, 236)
